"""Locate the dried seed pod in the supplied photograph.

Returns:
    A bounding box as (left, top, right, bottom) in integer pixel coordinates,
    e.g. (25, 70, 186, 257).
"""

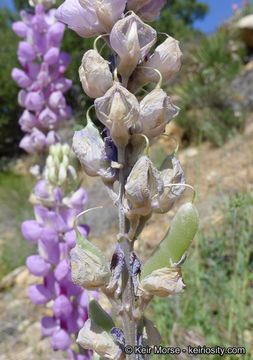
(110, 13, 156, 84)
(125, 156, 163, 216)
(70, 231, 111, 290)
(79, 50, 113, 98)
(152, 157, 185, 213)
(141, 267, 185, 297)
(72, 120, 117, 182)
(95, 82, 139, 147)
(77, 319, 122, 359)
(139, 87, 179, 139)
(141, 202, 199, 279)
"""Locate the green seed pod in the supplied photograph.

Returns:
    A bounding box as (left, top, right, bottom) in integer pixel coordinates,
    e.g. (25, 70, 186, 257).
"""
(141, 202, 198, 280)
(88, 299, 115, 332)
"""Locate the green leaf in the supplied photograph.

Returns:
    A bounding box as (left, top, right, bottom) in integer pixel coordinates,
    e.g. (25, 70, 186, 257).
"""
(88, 299, 115, 332)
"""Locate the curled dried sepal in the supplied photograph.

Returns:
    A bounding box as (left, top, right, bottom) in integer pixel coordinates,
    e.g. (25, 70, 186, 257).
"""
(141, 202, 199, 280)
(79, 50, 113, 98)
(125, 156, 163, 216)
(110, 13, 156, 84)
(70, 231, 111, 290)
(72, 120, 117, 182)
(141, 267, 185, 297)
(77, 319, 122, 360)
(88, 299, 115, 332)
(129, 252, 142, 296)
(95, 82, 139, 147)
(139, 88, 179, 139)
(107, 244, 125, 292)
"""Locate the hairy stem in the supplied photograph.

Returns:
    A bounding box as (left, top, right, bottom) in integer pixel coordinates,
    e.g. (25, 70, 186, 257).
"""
(118, 146, 137, 360)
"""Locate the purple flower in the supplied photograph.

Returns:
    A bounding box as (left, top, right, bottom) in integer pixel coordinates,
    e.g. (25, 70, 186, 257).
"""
(28, 284, 51, 304)
(26, 255, 51, 276)
(17, 41, 36, 63)
(34, 179, 50, 198)
(38, 107, 59, 129)
(12, 21, 28, 37)
(53, 294, 73, 317)
(18, 110, 37, 132)
(51, 329, 71, 350)
(55, 0, 105, 38)
(21, 220, 42, 242)
(47, 22, 65, 46)
(11, 68, 32, 88)
(44, 46, 60, 64)
(41, 316, 59, 337)
(25, 91, 44, 112)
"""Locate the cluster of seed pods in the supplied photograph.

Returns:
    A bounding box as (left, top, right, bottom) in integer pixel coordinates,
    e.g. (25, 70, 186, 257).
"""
(55, 1, 199, 359)
(12, 3, 72, 154)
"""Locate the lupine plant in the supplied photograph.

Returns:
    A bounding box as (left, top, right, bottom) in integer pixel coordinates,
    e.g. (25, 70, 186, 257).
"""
(13, 1, 94, 359)
(55, 1, 199, 359)
(22, 143, 93, 359)
(11, 1, 72, 154)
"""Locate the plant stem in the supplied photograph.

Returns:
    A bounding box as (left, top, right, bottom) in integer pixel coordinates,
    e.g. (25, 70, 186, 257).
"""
(118, 146, 137, 360)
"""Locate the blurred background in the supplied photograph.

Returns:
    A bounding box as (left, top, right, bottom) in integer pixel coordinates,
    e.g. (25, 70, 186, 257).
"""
(0, 0, 253, 359)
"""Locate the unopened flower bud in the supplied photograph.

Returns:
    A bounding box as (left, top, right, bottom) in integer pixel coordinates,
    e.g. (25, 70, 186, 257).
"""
(141, 267, 185, 297)
(79, 50, 113, 98)
(77, 319, 122, 359)
(125, 156, 163, 216)
(29, 0, 56, 10)
(58, 163, 67, 185)
(110, 13, 156, 83)
(70, 232, 111, 290)
(139, 88, 179, 139)
(62, 143, 70, 156)
(95, 83, 139, 147)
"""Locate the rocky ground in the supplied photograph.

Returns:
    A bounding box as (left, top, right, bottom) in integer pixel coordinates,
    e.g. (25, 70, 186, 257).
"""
(0, 114, 253, 360)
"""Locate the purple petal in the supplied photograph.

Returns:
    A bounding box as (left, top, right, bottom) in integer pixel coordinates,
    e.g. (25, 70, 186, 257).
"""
(53, 78, 72, 93)
(47, 22, 65, 46)
(18, 110, 37, 132)
(44, 47, 60, 65)
(25, 92, 44, 112)
(11, 68, 32, 88)
(41, 316, 59, 337)
(53, 294, 73, 318)
(48, 91, 66, 109)
(51, 329, 71, 351)
(34, 180, 49, 199)
(46, 131, 60, 147)
(18, 89, 27, 107)
(44, 271, 60, 297)
(54, 260, 70, 282)
(28, 284, 51, 305)
(38, 239, 60, 264)
(59, 52, 71, 67)
(68, 188, 88, 208)
(54, 186, 63, 203)
(12, 21, 28, 37)
(38, 107, 58, 129)
(18, 41, 36, 62)
(21, 220, 41, 242)
(137, 0, 166, 21)
(26, 255, 51, 277)
(78, 290, 89, 308)
(55, 0, 104, 38)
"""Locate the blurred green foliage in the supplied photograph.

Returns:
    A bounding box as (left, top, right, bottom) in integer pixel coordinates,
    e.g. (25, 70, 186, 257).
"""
(174, 30, 247, 146)
(151, 191, 253, 359)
